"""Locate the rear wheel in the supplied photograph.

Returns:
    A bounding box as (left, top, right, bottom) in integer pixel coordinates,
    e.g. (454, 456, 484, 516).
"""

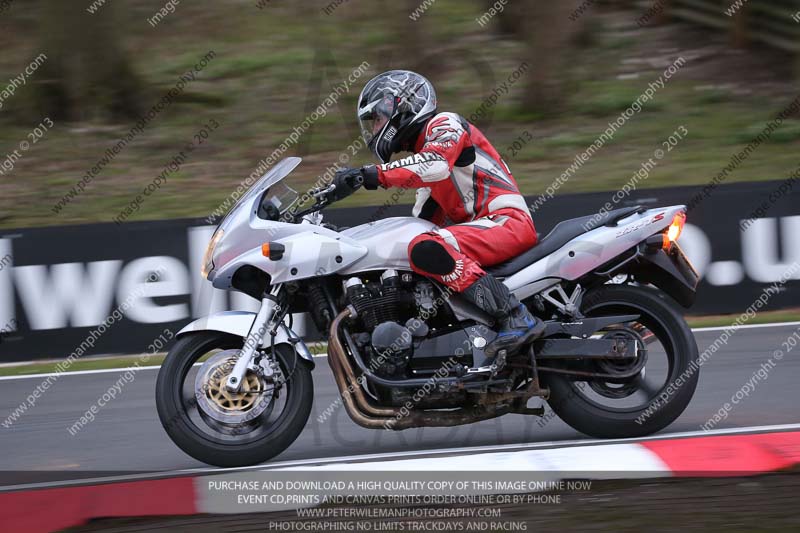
(156, 332, 313, 467)
(542, 284, 699, 438)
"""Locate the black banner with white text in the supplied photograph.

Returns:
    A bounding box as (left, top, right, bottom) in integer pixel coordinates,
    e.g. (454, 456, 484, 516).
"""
(1, 179, 798, 361)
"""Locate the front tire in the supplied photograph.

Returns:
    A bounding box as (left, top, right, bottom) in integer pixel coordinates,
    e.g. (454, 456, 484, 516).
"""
(543, 284, 699, 438)
(156, 332, 313, 467)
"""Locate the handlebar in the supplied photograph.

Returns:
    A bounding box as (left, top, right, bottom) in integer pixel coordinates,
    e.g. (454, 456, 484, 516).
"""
(296, 171, 365, 221)
(309, 184, 336, 199)
(311, 175, 363, 203)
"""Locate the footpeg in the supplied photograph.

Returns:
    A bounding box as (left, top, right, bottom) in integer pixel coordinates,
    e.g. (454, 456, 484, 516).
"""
(466, 350, 507, 376)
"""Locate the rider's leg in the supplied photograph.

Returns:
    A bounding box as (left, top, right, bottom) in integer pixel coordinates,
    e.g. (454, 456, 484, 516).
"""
(407, 209, 544, 357)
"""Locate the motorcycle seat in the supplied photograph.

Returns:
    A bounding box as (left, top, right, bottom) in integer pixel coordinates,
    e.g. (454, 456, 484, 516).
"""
(486, 205, 643, 278)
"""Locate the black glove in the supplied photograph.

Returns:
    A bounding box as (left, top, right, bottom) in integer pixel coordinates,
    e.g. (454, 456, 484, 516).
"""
(331, 168, 365, 201)
(361, 166, 380, 190)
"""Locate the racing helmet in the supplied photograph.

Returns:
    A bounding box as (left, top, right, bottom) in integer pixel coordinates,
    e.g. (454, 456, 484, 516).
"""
(357, 70, 438, 163)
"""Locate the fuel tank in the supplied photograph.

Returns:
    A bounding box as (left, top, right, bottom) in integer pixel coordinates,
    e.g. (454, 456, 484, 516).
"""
(340, 217, 437, 273)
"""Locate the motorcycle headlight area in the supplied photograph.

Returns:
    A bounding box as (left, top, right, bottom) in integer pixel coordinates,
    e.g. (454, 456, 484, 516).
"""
(201, 228, 224, 278)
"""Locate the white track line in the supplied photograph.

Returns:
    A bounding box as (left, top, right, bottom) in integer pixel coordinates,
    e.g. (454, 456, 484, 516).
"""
(2, 422, 800, 492)
(691, 320, 800, 332)
(0, 365, 164, 381)
(1, 320, 797, 382)
(0, 354, 329, 381)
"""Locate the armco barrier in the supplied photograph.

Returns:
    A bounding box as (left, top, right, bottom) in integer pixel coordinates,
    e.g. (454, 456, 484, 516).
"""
(0, 179, 798, 361)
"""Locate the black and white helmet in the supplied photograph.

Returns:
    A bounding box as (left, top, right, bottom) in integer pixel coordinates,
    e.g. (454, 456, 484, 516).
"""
(357, 70, 438, 163)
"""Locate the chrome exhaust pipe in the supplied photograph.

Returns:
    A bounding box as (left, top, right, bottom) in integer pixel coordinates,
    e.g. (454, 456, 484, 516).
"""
(327, 308, 398, 428)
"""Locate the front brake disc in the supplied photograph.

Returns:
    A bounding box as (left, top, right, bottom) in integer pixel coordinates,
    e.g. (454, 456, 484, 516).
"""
(194, 350, 276, 425)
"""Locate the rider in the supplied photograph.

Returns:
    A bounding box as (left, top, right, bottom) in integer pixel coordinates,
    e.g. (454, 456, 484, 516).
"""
(334, 70, 544, 358)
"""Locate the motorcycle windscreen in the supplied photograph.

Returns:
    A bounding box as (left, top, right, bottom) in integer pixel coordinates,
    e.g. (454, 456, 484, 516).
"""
(219, 157, 302, 230)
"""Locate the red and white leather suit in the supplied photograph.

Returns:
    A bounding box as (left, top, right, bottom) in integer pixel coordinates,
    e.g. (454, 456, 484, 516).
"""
(371, 112, 537, 292)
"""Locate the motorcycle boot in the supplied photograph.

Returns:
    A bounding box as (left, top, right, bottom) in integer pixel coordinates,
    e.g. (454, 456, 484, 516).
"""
(461, 274, 545, 358)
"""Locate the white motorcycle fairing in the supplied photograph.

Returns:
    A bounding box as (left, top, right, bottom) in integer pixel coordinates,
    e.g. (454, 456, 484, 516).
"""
(341, 217, 438, 273)
(503, 206, 685, 299)
(210, 225, 368, 288)
(210, 217, 435, 288)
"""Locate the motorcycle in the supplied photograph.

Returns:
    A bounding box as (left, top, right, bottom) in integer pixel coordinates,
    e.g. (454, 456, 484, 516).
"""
(156, 156, 701, 467)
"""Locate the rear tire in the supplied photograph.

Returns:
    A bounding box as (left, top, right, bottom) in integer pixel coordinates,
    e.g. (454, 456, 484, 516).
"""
(542, 284, 699, 438)
(156, 332, 313, 467)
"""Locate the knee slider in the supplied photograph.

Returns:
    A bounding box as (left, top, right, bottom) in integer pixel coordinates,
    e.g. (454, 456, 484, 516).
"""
(409, 239, 456, 276)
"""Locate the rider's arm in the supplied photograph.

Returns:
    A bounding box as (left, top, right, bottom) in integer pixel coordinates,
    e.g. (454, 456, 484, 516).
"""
(362, 113, 470, 190)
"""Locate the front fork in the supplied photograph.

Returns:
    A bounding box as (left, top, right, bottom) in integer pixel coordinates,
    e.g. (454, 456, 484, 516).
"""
(225, 285, 283, 392)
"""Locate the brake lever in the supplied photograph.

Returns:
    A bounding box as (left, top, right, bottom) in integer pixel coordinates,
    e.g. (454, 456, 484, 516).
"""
(311, 184, 336, 199)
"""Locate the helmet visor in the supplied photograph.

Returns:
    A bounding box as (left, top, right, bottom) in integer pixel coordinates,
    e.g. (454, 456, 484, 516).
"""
(358, 93, 396, 149)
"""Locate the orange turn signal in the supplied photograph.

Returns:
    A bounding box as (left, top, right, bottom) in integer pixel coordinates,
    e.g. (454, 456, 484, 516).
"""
(261, 242, 285, 260)
(666, 212, 686, 246)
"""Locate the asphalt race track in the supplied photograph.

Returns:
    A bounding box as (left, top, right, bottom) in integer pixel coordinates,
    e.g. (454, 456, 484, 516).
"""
(1, 322, 798, 488)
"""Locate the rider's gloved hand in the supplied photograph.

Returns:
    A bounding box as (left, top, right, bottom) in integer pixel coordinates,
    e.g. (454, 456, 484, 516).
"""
(361, 166, 380, 190)
(333, 167, 364, 192)
(330, 167, 370, 201)
(331, 166, 382, 201)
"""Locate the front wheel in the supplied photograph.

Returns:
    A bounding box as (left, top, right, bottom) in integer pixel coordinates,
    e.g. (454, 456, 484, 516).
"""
(156, 332, 313, 467)
(542, 284, 699, 438)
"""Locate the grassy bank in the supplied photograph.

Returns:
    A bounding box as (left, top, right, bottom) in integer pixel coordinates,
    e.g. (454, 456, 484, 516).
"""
(1, 2, 799, 228)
